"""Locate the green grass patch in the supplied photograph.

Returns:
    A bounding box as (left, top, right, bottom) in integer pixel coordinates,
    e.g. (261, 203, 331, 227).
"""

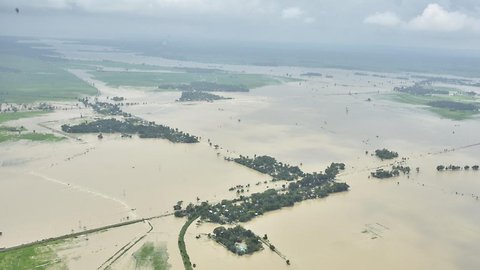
(91, 70, 286, 89)
(0, 131, 64, 143)
(427, 107, 478, 120)
(133, 242, 170, 270)
(0, 111, 47, 124)
(0, 240, 67, 270)
(0, 54, 97, 103)
(68, 59, 171, 71)
(385, 92, 479, 120)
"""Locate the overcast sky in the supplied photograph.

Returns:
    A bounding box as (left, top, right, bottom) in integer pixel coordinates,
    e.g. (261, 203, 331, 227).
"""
(1, 0, 479, 51)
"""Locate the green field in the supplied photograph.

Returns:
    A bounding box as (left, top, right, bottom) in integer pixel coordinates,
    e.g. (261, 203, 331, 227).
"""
(0, 241, 66, 270)
(0, 111, 64, 143)
(0, 127, 64, 143)
(0, 111, 47, 124)
(91, 69, 288, 89)
(386, 92, 479, 120)
(66, 59, 171, 72)
(133, 242, 170, 270)
(0, 54, 98, 103)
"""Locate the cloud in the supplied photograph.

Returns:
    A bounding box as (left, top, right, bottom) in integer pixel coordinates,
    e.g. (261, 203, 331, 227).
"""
(280, 6, 315, 23)
(303, 17, 316, 24)
(408, 3, 480, 32)
(364, 3, 480, 33)
(0, 0, 273, 15)
(364, 11, 402, 27)
(281, 7, 303, 19)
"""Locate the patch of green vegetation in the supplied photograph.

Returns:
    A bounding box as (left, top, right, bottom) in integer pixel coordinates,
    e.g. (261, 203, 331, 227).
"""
(178, 216, 197, 270)
(0, 54, 97, 103)
(231, 155, 305, 181)
(90, 69, 285, 89)
(428, 107, 478, 120)
(178, 91, 230, 102)
(0, 240, 66, 270)
(371, 165, 410, 179)
(0, 131, 64, 143)
(212, 226, 263, 255)
(375, 149, 398, 160)
(62, 118, 198, 143)
(0, 111, 63, 143)
(65, 59, 169, 72)
(0, 111, 46, 124)
(166, 81, 248, 92)
(386, 92, 479, 120)
(133, 242, 170, 270)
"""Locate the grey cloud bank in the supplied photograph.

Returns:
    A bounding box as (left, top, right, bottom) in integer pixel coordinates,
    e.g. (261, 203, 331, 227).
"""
(0, 1, 480, 52)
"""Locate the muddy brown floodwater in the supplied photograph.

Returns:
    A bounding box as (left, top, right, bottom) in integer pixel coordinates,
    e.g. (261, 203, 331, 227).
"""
(1, 41, 479, 269)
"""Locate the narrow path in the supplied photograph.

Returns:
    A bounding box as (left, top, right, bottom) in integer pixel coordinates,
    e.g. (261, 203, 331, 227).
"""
(37, 120, 84, 141)
(178, 216, 198, 270)
(29, 171, 137, 219)
(97, 220, 154, 270)
(259, 238, 289, 263)
(0, 214, 172, 254)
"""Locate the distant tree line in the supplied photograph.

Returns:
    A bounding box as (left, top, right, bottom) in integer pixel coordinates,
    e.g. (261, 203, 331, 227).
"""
(161, 81, 249, 92)
(437, 164, 479, 171)
(394, 84, 449, 96)
(177, 91, 231, 102)
(428, 101, 478, 111)
(300, 72, 322, 77)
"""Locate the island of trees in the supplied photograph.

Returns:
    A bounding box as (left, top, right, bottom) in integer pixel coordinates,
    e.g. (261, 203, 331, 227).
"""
(67, 98, 199, 143)
(212, 226, 262, 255)
(177, 91, 231, 102)
(61, 118, 199, 143)
(371, 165, 410, 179)
(375, 149, 399, 160)
(174, 160, 348, 258)
(174, 162, 348, 223)
(229, 155, 307, 181)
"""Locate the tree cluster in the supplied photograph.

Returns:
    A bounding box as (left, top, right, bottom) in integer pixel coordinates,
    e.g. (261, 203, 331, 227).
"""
(375, 149, 399, 160)
(437, 164, 479, 171)
(231, 155, 305, 181)
(61, 118, 199, 143)
(177, 91, 230, 102)
(174, 163, 348, 223)
(212, 226, 262, 255)
(428, 100, 478, 111)
(394, 84, 449, 96)
(371, 165, 410, 179)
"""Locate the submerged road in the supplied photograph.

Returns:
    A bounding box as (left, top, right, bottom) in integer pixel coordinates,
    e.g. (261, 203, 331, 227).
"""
(0, 213, 172, 254)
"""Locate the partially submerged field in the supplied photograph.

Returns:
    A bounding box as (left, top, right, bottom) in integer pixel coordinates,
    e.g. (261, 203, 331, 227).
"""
(90, 68, 288, 90)
(0, 54, 97, 103)
(385, 83, 479, 120)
